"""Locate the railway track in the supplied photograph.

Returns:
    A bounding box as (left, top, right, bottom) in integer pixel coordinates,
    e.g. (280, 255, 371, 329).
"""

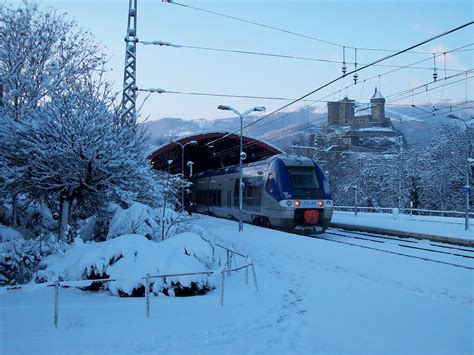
(309, 228, 474, 270)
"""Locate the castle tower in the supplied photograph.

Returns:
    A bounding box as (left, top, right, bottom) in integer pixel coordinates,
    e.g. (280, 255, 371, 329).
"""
(327, 97, 355, 125)
(339, 96, 355, 124)
(327, 101, 340, 125)
(370, 87, 385, 123)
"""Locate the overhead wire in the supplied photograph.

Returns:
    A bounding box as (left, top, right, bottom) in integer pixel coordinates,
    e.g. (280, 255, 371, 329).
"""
(137, 39, 472, 133)
(205, 22, 473, 147)
(314, 44, 473, 106)
(387, 75, 473, 104)
(163, 0, 453, 55)
(136, 88, 318, 103)
(138, 40, 469, 72)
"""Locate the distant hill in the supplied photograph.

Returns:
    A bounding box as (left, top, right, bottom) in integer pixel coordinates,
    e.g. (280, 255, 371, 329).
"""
(143, 103, 473, 150)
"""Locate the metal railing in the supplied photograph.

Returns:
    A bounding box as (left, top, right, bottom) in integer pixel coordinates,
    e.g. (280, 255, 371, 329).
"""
(2, 246, 259, 328)
(334, 205, 474, 219)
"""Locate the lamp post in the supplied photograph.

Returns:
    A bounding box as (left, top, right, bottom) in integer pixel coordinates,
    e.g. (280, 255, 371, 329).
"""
(162, 159, 173, 241)
(172, 140, 197, 206)
(448, 114, 472, 230)
(217, 105, 266, 232)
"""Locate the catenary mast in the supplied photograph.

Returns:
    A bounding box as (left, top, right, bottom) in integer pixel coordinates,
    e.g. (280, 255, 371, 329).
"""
(120, 0, 138, 126)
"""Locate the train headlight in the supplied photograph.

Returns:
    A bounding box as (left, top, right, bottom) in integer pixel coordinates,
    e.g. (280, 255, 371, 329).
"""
(286, 200, 292, 207)
(294, 200, 301, 207)
(318, 201, 324, 206)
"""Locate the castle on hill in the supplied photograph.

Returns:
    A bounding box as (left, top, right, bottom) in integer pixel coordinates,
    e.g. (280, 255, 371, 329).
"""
(327, 88, 390, 128)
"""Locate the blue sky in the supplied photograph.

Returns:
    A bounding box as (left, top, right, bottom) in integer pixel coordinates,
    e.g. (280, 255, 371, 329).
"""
(11, 1, 474, 121)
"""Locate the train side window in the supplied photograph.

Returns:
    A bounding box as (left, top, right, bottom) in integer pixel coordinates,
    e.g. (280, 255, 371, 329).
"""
(244, 178, 253, 198)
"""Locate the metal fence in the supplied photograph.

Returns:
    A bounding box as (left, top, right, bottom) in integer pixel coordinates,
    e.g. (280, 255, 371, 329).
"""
(2, 245, 258, 328)
(334, 205, 474, 219)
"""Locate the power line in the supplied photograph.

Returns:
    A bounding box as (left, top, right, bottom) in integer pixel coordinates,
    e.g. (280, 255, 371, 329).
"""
(137, 44, 471, 118)
(164, 0, 344, 48)
(384, 70, 472, 101)
(136, 87, 318, 102)
(206, 22, 474, 147)
(138, 40, 470, 72)
(136, 72, 471, 107)
(305, 44, 473, 111)
(387, 75, 473, 104)
(163, 0, 465, 55)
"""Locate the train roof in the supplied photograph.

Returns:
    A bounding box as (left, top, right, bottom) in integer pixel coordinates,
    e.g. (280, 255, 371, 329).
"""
(194, 154, 317, 178)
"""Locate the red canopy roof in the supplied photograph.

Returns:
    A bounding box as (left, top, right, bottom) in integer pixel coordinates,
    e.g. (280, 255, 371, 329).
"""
(149, 131, 282, 175)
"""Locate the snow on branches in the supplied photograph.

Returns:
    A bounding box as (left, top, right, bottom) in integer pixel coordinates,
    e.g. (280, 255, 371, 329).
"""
(0, 2, 164, 242)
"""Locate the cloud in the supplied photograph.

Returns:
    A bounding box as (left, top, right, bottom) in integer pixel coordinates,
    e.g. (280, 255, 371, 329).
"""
(426, 45, 467, 71)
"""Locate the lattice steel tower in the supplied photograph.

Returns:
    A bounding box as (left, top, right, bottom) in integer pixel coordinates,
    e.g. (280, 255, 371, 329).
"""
(120, 0, 138, 127)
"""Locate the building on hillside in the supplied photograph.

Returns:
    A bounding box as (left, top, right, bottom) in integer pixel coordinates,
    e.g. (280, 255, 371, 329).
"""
(312, 88, 403, 153)
(327, 88, 390, 128)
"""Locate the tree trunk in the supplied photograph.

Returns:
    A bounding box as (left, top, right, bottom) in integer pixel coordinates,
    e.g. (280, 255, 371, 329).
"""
(11, 193, 18, 227)
(59, 196, 71, 242)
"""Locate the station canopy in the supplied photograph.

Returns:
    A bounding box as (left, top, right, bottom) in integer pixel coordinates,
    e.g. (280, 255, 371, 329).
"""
(149, 131, 283, 176)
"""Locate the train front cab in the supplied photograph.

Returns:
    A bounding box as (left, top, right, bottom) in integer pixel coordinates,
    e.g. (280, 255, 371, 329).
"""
(262, 156, 333, 233)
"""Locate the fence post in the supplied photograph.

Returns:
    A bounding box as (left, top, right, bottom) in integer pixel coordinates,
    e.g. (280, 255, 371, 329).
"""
(145, 274, 150, 319)
(251, 263, 259, 292)
(54, 281, 59, 329)
(245, 256, 249, 286)
(220, 270, 225, 307)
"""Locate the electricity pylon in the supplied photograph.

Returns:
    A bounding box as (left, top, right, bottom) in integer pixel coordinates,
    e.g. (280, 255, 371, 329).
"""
(120, 0, 138, 127)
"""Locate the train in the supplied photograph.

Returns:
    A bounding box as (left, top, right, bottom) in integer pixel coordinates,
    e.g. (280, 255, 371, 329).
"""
(191, 154, 333, 233)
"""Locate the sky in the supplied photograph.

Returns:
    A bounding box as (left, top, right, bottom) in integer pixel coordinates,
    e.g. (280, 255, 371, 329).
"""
(6, 1, 474, 121)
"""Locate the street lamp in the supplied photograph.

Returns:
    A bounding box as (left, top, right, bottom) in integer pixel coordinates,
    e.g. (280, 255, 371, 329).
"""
(187, 161, 194, 177)
(217, 105, 266, 232)
(447, 114, 472, 230)
(172, 140, 198, 206)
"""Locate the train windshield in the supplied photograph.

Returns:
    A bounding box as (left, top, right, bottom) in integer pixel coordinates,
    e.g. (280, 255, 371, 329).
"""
(287, 167, 320, 190)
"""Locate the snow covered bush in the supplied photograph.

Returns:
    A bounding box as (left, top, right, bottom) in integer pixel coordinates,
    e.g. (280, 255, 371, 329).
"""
(0, 232, 40, 286)
(0, 230, 66, 286)
(107, 202, 191, 242)
(38, 233, 217, 296)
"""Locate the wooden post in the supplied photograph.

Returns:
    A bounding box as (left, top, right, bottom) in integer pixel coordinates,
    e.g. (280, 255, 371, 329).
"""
(220, 271, 225, 307)
(251, 264, 259, 292)
(145, 274, 150, 319)
(54, 281, 59, 329)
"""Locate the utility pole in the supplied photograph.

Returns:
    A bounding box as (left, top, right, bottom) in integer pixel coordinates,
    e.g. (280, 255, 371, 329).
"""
(120, 0, 138, 127)
(398, 136, 404, 210)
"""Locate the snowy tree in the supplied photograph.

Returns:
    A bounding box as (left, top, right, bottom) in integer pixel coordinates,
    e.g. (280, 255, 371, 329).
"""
(2, 78, 162, 242)
(417, 125, 472, 211)
(0, 1, 104, 225)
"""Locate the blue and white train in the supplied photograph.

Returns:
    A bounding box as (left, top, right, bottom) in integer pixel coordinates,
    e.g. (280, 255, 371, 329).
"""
(191, 154, 333, 233)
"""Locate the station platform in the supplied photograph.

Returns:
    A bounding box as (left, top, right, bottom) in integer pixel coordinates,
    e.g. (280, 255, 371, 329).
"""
(331, 211, 474, 247)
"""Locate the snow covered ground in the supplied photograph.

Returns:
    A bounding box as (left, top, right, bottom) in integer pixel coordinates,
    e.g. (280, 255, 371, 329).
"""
(332, 210, 474, 241)
(1, 214, 473, 354)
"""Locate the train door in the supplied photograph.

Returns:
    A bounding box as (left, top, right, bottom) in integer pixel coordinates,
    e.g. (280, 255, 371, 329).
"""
(233, 178, 239, 210)
(225, 178, 233, 209)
